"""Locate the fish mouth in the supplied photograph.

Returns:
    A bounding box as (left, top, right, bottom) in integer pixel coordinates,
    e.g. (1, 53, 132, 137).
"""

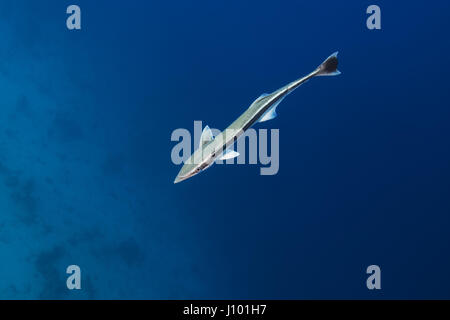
(174, 172, 194, 184)
(174, 163, 192, 184)
(174, 175, 186, 184)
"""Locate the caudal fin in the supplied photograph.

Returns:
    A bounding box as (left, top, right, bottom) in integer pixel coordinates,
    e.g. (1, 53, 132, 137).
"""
(316, 51, 341, 76)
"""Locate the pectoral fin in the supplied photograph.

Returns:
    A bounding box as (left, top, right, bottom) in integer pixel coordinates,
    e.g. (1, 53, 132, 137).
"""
(199, 125, 214, 147)
(259, 94, 286, 123)
(258, 105, 278, 122)
(219, 149, 240, 160)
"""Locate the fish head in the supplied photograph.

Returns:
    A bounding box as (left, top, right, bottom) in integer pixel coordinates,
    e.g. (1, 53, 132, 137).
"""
(174, 161, 201, 184)
(174, 147, 214, 183)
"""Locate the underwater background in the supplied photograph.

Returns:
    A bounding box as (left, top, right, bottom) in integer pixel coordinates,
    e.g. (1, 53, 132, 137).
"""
(0, 0, 449, 299)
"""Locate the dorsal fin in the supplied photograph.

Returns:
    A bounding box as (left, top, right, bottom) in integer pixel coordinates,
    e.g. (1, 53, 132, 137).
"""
(255, 93, 269, 102)
(258, 93, 269, 99)
(199, 125, 214, 147)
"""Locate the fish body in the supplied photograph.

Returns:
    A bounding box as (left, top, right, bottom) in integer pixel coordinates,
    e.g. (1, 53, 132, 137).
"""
(174, 52, 341, 183)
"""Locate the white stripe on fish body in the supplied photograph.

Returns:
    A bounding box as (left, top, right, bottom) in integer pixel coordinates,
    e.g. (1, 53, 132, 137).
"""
(174, 51, 341, 183)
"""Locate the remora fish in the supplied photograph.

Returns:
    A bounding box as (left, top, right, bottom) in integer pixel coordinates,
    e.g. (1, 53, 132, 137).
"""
(174, 52, 341, 183)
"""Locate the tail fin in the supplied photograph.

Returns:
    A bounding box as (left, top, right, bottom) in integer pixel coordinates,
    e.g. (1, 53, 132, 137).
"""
(316, 51, 341, 76)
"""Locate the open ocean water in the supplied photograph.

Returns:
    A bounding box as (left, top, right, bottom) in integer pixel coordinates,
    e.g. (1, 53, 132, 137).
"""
(0, 0, 449, 299)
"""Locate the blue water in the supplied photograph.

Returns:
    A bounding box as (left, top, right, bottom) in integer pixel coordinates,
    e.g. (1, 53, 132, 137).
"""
(0, 0, 449, 299)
